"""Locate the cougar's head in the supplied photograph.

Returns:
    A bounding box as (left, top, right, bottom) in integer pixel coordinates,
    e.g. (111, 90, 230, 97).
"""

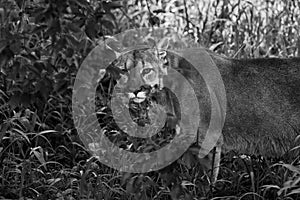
(115, 50, 168, 103)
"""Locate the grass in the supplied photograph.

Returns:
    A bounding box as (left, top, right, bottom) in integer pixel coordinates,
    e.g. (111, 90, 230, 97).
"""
(0, 0, 300, 199)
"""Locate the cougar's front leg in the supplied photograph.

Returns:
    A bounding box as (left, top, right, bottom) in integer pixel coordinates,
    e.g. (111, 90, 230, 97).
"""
(197, 135, 223, 184)
(211, 146, 221, 184)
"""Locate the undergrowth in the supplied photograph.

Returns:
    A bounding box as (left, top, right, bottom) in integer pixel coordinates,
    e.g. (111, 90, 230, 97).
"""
(0, 0, 300, 199)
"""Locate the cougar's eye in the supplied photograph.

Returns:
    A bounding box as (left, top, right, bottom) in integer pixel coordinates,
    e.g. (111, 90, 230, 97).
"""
(117, 73, 128, 86)
(142, 68, 153, 74)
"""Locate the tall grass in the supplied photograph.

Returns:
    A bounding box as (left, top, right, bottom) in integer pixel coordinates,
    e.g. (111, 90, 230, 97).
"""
(116, 0, 300, 58)
(0, 0, 299, 199)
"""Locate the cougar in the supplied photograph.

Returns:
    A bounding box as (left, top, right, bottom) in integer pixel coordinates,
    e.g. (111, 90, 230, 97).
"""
(110, 48, 300, 183)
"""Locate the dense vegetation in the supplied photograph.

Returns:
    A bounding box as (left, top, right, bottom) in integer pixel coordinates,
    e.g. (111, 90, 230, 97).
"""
(0, 0, 299, 199)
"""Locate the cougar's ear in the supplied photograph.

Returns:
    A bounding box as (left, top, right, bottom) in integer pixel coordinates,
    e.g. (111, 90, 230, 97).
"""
(157, 37, 170, 50)
(159, 64, 168, 76)
(158, 50, 168, 76)
(116, 73, 128, 88)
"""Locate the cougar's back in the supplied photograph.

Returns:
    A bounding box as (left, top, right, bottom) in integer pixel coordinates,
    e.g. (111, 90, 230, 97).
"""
(206, 52, 300, 156)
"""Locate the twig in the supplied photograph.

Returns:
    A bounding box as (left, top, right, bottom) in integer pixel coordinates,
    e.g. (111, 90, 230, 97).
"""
(183, 0, 190, 31)
(118, 7, 139, 29)
(145, 0, 154, 28)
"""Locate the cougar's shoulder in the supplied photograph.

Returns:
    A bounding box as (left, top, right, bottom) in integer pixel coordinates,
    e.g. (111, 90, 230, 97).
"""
(207, 51, 300, 156)
(205, 49, 233, 75)
(206, 49, 300, 86)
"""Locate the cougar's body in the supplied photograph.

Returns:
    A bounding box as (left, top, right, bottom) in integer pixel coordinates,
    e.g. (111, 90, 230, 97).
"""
(175, 50, 300, 182)
(208, 52, 300, 156)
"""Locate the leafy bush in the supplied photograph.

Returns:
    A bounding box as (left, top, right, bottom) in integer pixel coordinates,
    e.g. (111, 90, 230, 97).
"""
(0, 0, 299, 199)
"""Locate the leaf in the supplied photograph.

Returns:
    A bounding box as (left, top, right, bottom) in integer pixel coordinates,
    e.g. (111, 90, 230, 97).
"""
(73, 0, 90, 8)
(12, 128, 30, 144)
(178, 152, 194, 169)
(261, 185, 280, 190)
(54, 38, 67, 52)
(54, 79, 68, 94)
(47, 178, 62, 186)
(290, 145, 300, 152)
(209, 42, 224, 51)
(181, 180, 196, 188)
(297, 38, 300, 57)
(66, 34, 80, 49)
(8, 94, 21, 109)
(101, 19, 115, 32)
(0, 54, 8, 69)
(0, 40, 7, 54)
(28, 62, 44, 76)
(36, 79, 53, 100)
(170, 184, 181, 200)
(20, 118, 31, 131)
(31, 147, 46, 167)
(34, 49, 41, 59)
(273, 163, 300, 174)
(15, 0, 24, 9)
(287, 188, 300, 196)
(110, 1, 123, 9)
(0, 122, 9, 142)
(20, 93, 31, 107)
(9, 41, 21, 54)
(126, 176, 139, 194)
(104, 12, 116, 21)
(121, 172, 133, 185)
(44, 22, 61, 38)
(149, 16, 160, 26)
(281, 164, 300, 174)
(103, 1, 123, 10)
(67, 23, 82, 33)
(38, 130, 58, 135)
(21, 53, 38, 62)
(85, 19, 98, 40)
(153, 9, 166, 14)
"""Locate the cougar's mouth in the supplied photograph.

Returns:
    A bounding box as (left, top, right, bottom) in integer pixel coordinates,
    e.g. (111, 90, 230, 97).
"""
(128, 91, 147, 103)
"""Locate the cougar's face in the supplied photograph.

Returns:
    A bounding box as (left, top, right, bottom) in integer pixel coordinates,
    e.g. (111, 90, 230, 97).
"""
(116, 51, 166, 103)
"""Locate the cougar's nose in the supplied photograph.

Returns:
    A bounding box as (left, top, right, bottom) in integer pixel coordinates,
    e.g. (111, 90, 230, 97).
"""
(127, 78, 144, 93)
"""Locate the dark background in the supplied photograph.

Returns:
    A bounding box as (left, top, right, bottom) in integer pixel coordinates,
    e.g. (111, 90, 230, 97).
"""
(0, 0, 299, 199)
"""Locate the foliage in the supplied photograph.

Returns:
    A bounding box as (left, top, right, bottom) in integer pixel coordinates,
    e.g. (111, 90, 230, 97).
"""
(116, 0, 300, 58)
(0, 0, 299, 199)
